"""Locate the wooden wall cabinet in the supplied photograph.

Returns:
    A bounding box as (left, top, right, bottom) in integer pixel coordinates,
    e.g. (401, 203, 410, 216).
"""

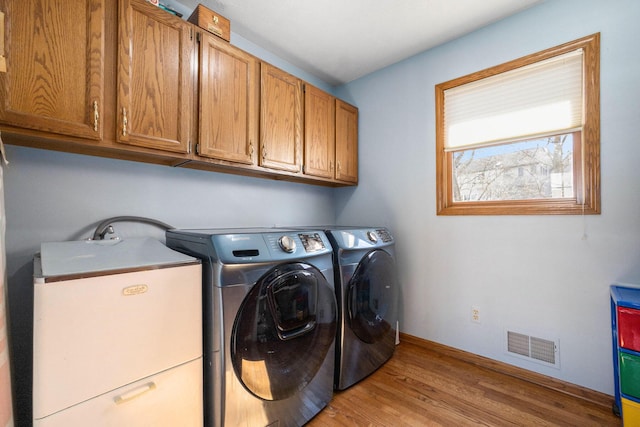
(303, 84, 335, 180)
(259, 62, 302, 173)
(303, 86, 359, 184)
(196, 31, 258, 165)
(0, 0, 105, 141)
(0, 0, 358, 187)
(117, 0, 194, 154)
(335, 99, 359, 184)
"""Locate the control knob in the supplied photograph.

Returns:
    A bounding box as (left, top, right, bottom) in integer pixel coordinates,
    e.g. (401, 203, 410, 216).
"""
(278, 235, 296, 253)
(367, 231, 378, 243)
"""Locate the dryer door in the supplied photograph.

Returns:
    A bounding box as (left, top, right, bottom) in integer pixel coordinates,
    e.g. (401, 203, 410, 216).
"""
(347, 249, 398, 344)
(230, 262, 336, 401)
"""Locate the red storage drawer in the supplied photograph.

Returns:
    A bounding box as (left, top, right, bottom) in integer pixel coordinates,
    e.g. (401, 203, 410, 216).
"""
(619, 306, 640, 352)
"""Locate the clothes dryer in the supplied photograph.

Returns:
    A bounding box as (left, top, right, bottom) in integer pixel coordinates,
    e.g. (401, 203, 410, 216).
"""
(166, 228, 337, 427)
(323, 227, 399, 390)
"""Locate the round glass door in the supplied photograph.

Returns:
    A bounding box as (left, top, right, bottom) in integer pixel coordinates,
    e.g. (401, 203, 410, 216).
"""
(230, 262, 337, 401)
(348, 249, 397, 344)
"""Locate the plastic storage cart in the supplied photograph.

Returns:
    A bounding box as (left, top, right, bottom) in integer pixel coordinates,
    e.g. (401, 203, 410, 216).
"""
(611, 284, 640, 425)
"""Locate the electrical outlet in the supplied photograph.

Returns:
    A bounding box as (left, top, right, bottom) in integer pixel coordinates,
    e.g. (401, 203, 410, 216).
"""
(471, 305, 481, 323)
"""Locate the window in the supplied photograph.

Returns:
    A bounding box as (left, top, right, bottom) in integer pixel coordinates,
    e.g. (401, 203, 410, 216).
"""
(435, 34, 600, 215)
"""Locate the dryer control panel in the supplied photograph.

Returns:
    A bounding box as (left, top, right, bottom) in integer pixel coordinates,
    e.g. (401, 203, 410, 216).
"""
(329, 228, 394, 250)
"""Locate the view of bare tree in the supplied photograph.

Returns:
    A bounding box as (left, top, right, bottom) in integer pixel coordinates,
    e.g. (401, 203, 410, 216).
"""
(453, 135, 574, 202)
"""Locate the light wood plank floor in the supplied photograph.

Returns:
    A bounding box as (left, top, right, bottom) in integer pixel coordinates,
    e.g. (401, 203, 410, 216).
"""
(308, 335, 619, 426)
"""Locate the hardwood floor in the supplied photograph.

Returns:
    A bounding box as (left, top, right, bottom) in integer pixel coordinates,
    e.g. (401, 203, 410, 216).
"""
(308, 334, 619, 426)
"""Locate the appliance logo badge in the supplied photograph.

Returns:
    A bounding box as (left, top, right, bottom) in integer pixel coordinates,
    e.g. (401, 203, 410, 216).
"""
(122, 284, 149, 296)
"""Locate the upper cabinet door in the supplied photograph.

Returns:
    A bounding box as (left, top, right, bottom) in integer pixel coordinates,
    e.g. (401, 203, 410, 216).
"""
(335, 99, 358, 183)
(117, 0, 193, 154)
(260, 63, 302, 173)
(197, 32, 258, 165)
(303, 85, 335, 179)
(0, 0, 105, 140)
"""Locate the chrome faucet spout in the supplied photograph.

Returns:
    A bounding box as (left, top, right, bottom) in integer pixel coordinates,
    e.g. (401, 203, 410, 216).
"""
(91, 216, 174, 240)
(97, 225, 115, 240)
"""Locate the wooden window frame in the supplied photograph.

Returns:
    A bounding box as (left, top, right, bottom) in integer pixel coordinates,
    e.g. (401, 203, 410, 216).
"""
(435, 33, 600, 215)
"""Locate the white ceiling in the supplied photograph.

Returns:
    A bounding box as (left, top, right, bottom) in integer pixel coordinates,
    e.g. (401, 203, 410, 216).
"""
(175, 0, 543, 86)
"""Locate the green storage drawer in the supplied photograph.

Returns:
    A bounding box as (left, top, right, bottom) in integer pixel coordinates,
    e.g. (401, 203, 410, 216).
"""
(620, 351, 640, 399)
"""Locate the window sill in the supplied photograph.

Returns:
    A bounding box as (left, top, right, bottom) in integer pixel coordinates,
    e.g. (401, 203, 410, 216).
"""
(437, 199, 600, 216)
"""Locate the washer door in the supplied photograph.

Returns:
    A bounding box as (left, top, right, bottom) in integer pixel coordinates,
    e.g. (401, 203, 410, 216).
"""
(348, 249, 397, 344)
(231, 262, 337, 401)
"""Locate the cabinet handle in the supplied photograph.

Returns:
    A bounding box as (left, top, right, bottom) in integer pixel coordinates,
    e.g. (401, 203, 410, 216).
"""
(262, 144, 267, 159)
(122, 108, 128, 136)
(249, 141, 254, 155)
(337, 161, 341, 172)
(113, 382, 156, 405)
(0, 11, 6, 73)
(93, 101, 99, 132)
(330, 161, 334, 171)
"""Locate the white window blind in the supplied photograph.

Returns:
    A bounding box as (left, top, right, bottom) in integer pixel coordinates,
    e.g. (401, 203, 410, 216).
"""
(444, 49, 584, 151)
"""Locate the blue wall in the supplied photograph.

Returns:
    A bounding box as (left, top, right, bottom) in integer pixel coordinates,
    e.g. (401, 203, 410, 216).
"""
(334, 0, 640, 394)
(6, 1, 640, 422)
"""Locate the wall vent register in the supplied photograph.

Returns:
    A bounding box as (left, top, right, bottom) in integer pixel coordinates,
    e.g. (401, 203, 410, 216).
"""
(506, 330, 559, 367)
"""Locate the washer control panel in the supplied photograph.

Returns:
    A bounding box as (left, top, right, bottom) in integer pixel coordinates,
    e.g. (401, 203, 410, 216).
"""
(298, 233, 326, 253)
(375, 228, 393, 243)
(274, 233, 326, 253)
(278, 235, 296, 253)
(265, 231, 330, 258)
(175, 229, 332, 264)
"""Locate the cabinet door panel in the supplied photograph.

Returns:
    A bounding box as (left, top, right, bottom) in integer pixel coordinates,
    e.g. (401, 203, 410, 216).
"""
(304, 85, 335, 179)
(0, 0, 104, 140)
(335, 99, 358, 183)
(198, 33, 257, 164)
(118, 0, 192, 153)
(34, 359, 203, 427)
(260, 63, 301, 172)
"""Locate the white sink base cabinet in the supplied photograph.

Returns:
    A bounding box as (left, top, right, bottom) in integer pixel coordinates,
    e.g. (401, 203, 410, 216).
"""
(32, 238, 203, 426)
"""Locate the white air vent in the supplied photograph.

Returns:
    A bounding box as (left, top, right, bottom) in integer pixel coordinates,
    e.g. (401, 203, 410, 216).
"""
(506, 330, 559, 368)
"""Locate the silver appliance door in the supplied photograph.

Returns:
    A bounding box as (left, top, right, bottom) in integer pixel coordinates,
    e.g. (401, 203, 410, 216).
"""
(347, 249, 397, 344)
(230, 262, 336, 401)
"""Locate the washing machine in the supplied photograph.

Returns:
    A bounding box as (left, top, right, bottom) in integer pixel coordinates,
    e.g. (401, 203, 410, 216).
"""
(323, 227, 399, 390)
(166, 228, 337, 427)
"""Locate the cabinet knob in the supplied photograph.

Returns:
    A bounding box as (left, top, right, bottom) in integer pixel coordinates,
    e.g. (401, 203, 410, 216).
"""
(249, 141, 254, 155)
(262, 144, 267, 159)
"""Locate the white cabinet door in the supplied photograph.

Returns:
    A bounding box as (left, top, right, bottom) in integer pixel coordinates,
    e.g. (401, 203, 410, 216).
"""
(33, 263, 202, 419)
